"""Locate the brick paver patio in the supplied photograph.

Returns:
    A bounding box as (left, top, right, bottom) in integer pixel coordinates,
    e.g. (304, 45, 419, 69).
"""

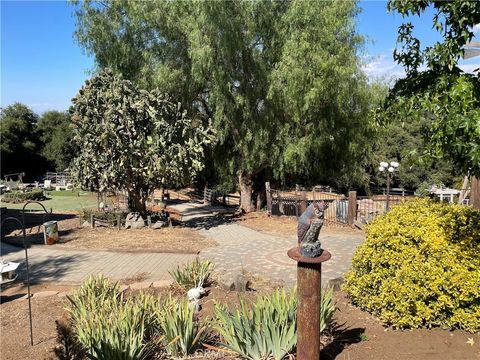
(1, 243, 194, 284)
(1, 202, 364, 287)
(199, 223, 364, 286)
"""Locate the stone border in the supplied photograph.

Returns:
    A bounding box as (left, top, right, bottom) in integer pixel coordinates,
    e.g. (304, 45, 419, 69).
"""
(18, 279, 173, 301)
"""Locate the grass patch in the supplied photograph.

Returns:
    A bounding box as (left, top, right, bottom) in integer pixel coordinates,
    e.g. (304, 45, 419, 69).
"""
(45, 190, 82, 197)
(0, 191, 97, 212)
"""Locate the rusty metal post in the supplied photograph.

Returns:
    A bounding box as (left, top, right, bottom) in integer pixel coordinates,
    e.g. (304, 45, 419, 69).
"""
(288, 248, 331, 360)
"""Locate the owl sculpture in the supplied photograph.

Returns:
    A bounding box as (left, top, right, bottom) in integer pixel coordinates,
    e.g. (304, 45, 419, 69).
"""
(297, 202, 328, 257)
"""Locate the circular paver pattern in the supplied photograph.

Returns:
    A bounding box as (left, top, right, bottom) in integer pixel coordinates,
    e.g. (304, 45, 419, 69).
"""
(199, 223, 364, 286)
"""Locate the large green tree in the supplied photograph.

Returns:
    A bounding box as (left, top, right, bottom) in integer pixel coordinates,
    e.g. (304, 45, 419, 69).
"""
(380, 1, 480, 176)
(71, 70, 214, 214)
(380, 0, 480, 206)
(37, 110, 76, 171)
(0, 103, 47, 179)
(72, 0, 373, 211)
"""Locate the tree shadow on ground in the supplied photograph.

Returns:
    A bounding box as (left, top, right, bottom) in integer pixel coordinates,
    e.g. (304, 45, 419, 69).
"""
(0, 292, 27, 304)
(1, 208, 77, 246)
(0, 244, 88, 284)
(321, 323, 366, 359)
(183, 214, 234, 230)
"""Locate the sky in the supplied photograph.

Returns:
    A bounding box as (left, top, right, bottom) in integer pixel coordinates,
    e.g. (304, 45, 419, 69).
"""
(1, 0, 479, 115)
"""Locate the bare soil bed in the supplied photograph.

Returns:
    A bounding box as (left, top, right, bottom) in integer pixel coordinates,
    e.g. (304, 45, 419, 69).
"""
(232, 211, 362, 238)
(330, 292, 479, 360)
(2, 282, 478, 360)
(4, 211, 216, 254)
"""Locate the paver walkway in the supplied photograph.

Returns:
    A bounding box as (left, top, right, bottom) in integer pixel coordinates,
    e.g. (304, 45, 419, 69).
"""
(1, 201, 364, 286)
(1, 243, 194, 284)
(199, 223, 364, 286)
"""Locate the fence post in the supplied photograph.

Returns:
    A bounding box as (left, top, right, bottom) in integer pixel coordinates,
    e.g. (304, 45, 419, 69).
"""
(295, 184, 300, 218)
(299, 190, 307, 215)
(203, 183, 210, 204)
(91, 214, 95, 229)
(471, 176, 480, 210)
(348, 191, 357, 227)
(265, 182, 272, 215)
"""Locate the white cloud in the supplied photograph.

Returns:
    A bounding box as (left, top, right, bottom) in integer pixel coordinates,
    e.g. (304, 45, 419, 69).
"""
(362, 51, 405, 82)
(27, 102, 67, 114)
(363, 49, 479, 80)
(473, 24, 480, 34)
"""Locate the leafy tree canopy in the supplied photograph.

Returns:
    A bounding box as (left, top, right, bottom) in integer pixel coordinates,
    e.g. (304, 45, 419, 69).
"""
(0, 103, 47, 179)
(72, 0, 374, 211)
(37, 110, 76, 172)
(71, 70, 214, 214)
(388, 0, 480, 74)
(378, 1, 480, 177)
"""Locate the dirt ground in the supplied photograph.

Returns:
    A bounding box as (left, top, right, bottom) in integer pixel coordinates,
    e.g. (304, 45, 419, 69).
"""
(2, 282, 478, 360)
(1, 292, 66, 360)
(4, 211, 217, 254)
(232, 211, 363, 237)
(330, 292, 480, 360)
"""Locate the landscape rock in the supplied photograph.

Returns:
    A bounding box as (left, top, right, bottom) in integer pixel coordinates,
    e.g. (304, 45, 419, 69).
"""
(125, 212, 145, 229)
(219, 272, 251, 292)
(328, 277, 344, 292)
(151, 221, 166, 229)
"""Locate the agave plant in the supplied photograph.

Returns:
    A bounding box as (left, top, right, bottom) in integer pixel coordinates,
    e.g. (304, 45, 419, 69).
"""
(158, 296, 209, 357)
(214, 287, 335, 360)
(168, 258, 214, 289)
(214, 288, 297, 360)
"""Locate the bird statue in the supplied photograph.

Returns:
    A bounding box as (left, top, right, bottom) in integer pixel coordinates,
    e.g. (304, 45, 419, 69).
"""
(297, 202, 328, 257)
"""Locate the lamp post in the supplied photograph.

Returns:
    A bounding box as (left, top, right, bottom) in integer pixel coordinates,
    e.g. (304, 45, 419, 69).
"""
(379, 160, 399, 211)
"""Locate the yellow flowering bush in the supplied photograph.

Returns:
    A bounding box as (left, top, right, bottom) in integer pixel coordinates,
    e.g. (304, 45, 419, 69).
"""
(344, 199, 480, 332)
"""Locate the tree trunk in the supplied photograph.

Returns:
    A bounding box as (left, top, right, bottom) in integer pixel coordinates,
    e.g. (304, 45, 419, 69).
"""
(471, 176, 480, 210)
(128, 189, 147, 215)
(256, 191, 265, 210)
(239, 172, 255, 213)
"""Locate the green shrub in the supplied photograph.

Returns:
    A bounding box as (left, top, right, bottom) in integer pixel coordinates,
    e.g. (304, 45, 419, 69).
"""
(344, 199, 480, 332)
(66, 275, 158, 360)
(214, 287, 335, 360)
(1, 189, 45, 203)
(169, 258, 214, 289)
(66, 275, 208, 359)
(79, 208, 126, 226)
(158, 296, 208, 357)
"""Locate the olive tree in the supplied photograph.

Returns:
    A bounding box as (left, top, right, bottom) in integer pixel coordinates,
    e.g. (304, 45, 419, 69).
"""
(71, 70, 214, 214)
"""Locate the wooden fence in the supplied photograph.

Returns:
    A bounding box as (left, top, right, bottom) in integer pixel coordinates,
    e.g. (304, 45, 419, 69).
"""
(266, 184, 417, 227)
(266, 184, 349, 226)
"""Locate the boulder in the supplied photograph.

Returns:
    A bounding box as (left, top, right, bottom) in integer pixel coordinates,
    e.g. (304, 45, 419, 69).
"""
(125, 212, 145, 229)
(219, 272, 251, 292)
(151, 221, 166, 229)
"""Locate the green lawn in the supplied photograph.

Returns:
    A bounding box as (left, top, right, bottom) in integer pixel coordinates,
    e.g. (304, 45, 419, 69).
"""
(0, 190, 97, 212)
